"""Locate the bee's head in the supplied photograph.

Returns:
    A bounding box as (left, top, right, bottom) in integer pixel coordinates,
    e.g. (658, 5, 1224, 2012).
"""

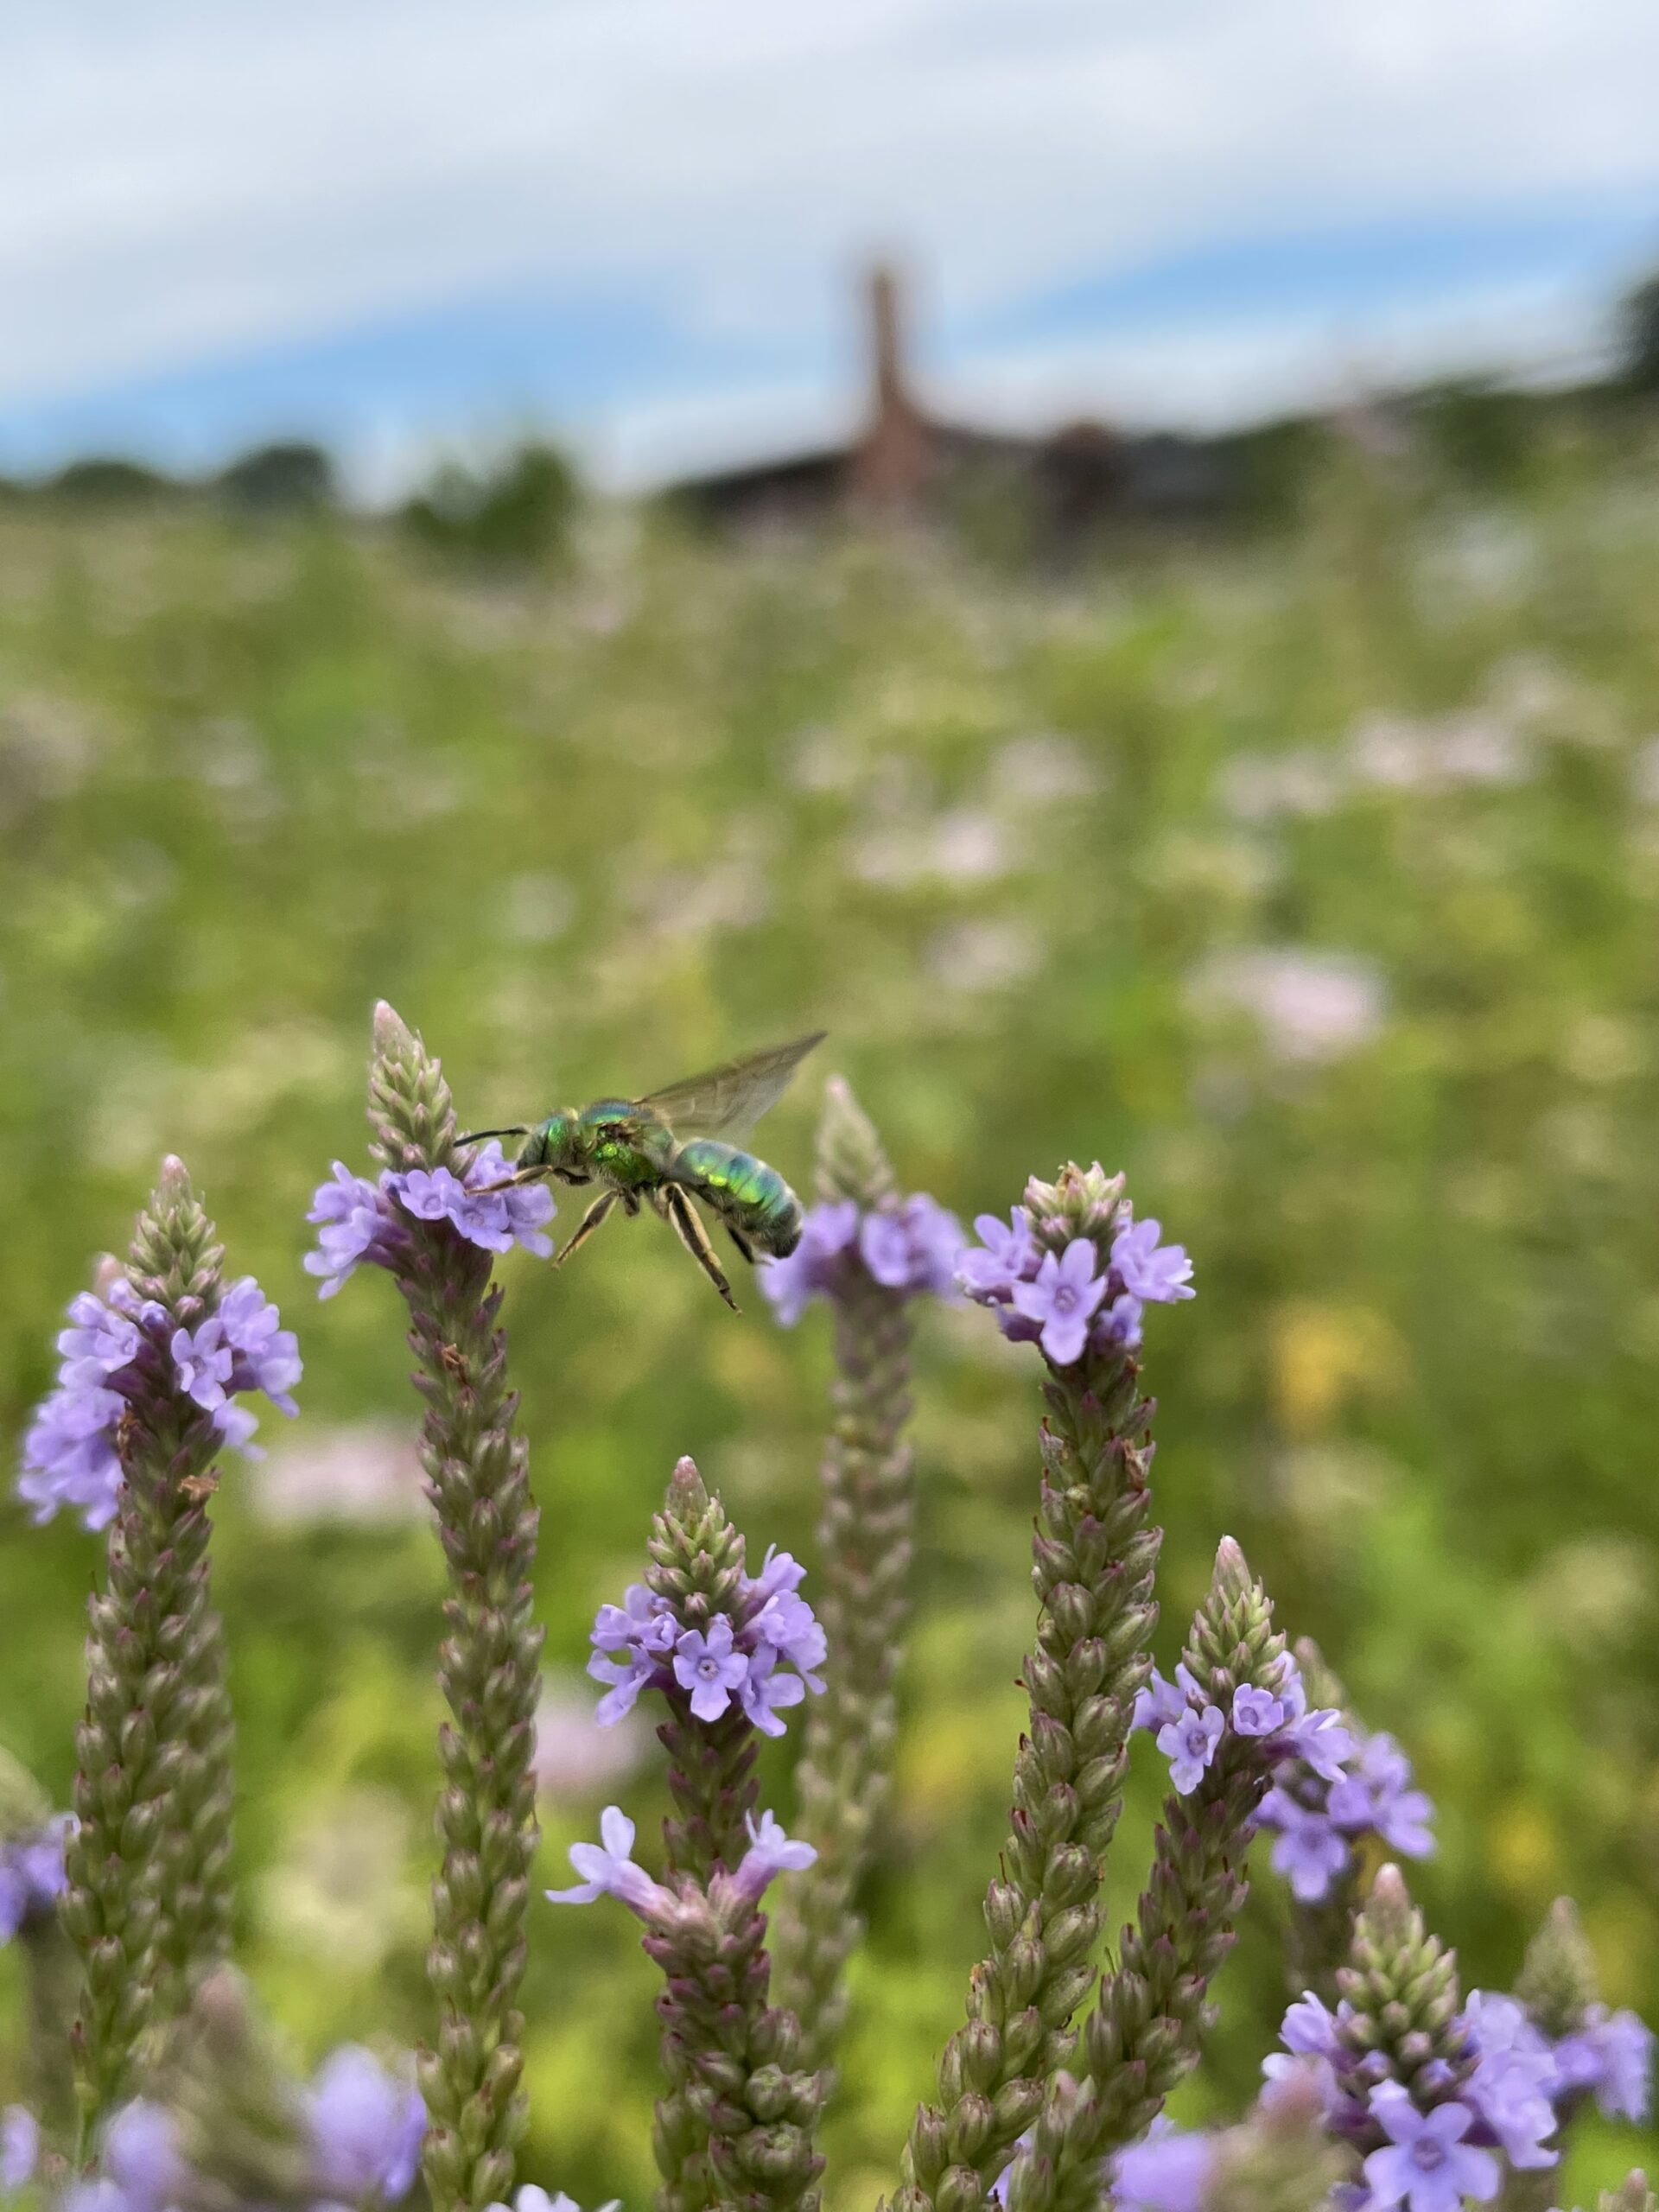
(522, 1109, 582, 1175)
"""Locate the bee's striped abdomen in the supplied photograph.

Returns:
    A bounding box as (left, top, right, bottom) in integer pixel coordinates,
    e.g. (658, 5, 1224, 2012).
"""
(671, 1140, 803, 1256)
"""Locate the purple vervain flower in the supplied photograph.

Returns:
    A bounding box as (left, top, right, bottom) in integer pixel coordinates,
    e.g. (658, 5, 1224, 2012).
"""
(307, 2046, 426, 2205)
(1281, 1990, 1342, 2059)
(544, 1806, 674, 1922)
(1158, 1702, 1225, 1795)
(1110, 2118, 1214, 2212)
(305, 1145, 554, 1301)
(762, 1190, 961, 1323)
(731, 1809, 817, 1903)
(1259, 1788, 1351, 1901)
(0, 1814, 71, 1943)
(101, 2101, 188, 2212)
(1010, 1239, 1109, 1367)
(1553, 2005, 1655, 2122)
(1362, 2082, 1499, 2212)
(587, 1540, 824, 1740)
(856, 1194, 964, 1297)
(1232, 1683, 1288, 1735)
(957, 1208, 1040, 1300)
(19, 1268, 297, 1531)
(1109, 1217, 1196, 1304)
(304, 1163, 401, 1297)
(1, 2107, 36, 2193)
(738, 1643, 807, 1738)
(673, 1619, 749, 1723)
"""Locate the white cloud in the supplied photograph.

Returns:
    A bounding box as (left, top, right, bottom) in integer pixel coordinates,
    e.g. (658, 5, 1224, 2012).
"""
(3, 0, 1658, 459)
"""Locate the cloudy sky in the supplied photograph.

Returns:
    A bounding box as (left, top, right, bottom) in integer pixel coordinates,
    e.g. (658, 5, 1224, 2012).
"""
(7, 0, 1659, 493)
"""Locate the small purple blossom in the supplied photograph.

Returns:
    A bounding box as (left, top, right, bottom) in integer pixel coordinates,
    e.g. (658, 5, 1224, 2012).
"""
(304, 1164, 400, 1297)
(738, 1643, 808, 1738)
(750, 1589, 828, 1690)
(101, 2101, 189, 2212)
(307, 2047, 426, 2205)
(587, 1548, 824, 1740)
(1, 2106, 36, 2194)
(56, 1293, 142, 1387)
(957, 1208, 1040, 1300)
(1092, 1292, 1144, 1351)
(1158, 1702, 1225, 1795)
(1010, 1240, 1109, 1367)
(1553, 2006, 1655, 2123)
(306, 1147, 554, 1299)
(1258, 1788, 1352, 1902)
(1111, 2120, 1214, 2212)
(545, 1805, 675, 1922)
(1362, 2082, 1499, 2212)
(1109, 1217, 1196, 1304)
(1232, 1684, 1288, 1736)
(1281, 1991, 1342, 2059)
(21, 1264, 296, 1532)
(169, 1319, 236, 1411)
(731, 1809, 817, 1902)
(591, 1585, 677, 1658)
(856, 1194, 964, 1297)
(762, 1192, 962, 1323)
(0, 1815, 70, 1944)
(1131, 1669, 1191, 1735)
(673, 1619, 749, 1722)
(587, 1647, 653, 1726)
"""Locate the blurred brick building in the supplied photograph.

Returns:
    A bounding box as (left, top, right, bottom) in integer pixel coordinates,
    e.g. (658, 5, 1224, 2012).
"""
(667, 266, 1229, 546)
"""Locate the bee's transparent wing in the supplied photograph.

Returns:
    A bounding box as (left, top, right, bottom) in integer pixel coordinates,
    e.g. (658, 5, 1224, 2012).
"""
(638, 1031, 826, 1140)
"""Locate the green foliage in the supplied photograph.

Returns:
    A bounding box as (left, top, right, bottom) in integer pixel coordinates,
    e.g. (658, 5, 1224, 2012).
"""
(1, 454, 1658, 2203)
(399, 442, 581, 567)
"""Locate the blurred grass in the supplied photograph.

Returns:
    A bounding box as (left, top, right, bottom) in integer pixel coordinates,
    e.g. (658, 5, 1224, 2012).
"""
(2, 441, 1659, 2202)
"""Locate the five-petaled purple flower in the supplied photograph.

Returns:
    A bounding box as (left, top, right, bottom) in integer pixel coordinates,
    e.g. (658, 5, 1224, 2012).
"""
(1157, 1703, 1225, 1795)
(673, 1619, 750, 1723)
(1011, 1240, 1109, 1367)
(1362, 2083, 1499, 2212)
(1110, 1217, 1196, 1305)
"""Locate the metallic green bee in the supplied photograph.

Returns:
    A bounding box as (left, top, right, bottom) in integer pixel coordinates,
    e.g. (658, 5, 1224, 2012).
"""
(461, 1031, 825, 1311)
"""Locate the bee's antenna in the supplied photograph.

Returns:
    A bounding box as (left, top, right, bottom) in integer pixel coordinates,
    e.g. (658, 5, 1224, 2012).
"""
(456, 1126, 531, 1144)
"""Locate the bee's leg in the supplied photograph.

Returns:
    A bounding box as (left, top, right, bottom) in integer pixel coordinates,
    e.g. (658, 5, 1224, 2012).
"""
(620, 1192, 641, 1217)
(659, 1185, 741, 1312)
(476, 1166, 556, 1194)
(725, 1224, 757, 1266)
(554, 1189, 620, 1267)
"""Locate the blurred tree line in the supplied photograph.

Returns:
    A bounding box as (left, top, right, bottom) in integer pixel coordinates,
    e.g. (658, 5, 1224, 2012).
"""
(6, 268, 1659, 569)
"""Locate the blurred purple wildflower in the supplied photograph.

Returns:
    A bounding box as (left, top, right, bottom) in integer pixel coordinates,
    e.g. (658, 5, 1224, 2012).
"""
(1, 2107, 36, 2194)
(1552, 2005, 1655, 2123)
(0, 1813, 70, 1943)
(1111, 2119, 1214, 2212)
(307, 2046, 426, 2205)
(761, 1191, 962, 1324)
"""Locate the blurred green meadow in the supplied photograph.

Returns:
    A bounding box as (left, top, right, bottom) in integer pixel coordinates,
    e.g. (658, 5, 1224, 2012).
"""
(3, 444, 1659, 2202)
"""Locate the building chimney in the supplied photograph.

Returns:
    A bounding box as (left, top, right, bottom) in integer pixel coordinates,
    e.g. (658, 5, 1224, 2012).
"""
(850, 262, 935, 515)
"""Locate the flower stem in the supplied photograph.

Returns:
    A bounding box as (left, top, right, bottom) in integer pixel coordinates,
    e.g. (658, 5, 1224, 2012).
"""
(771, 1078, 916, 2076)
(367, 1003, 543, 2212)
(59, 1162, 234, 2145)
(1004, 1540, 1288, 2212)
(893, 1332, 1159, 2212)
